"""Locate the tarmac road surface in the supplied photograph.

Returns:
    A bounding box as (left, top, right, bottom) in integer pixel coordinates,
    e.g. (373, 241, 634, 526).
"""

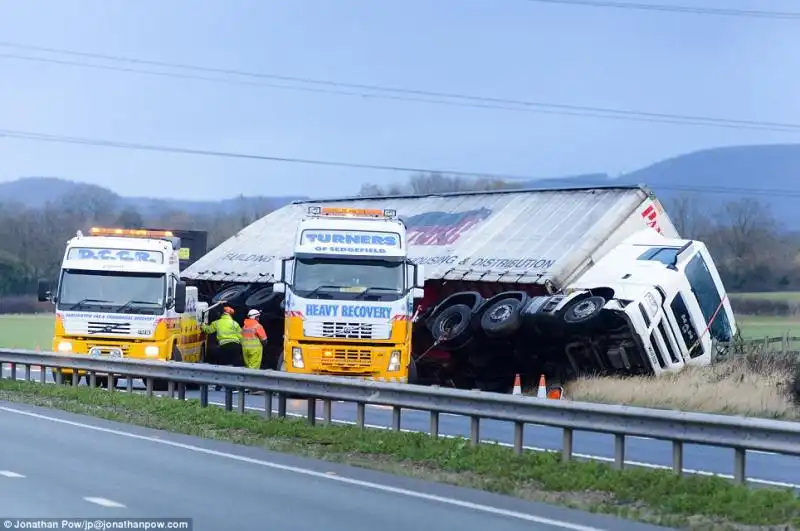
(0, 401, 677, 531)
(3, 364, 800, 491)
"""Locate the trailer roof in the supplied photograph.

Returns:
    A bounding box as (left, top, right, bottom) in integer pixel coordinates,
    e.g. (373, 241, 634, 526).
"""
(181, 185, 660, 286)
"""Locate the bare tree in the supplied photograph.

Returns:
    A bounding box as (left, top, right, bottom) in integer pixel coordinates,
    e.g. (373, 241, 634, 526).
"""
(666, 193, 711, 239)
(360, 172, 515, 196)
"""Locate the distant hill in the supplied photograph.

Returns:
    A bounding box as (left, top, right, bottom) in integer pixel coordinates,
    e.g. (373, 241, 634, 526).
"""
(2, 143, 799, 227)
(0, 177, 308, 217)
(518, 144, 800, 229)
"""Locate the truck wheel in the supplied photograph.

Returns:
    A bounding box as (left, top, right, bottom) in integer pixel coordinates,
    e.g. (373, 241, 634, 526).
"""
(430, 304, 472, 347)
(212, 284, 251, 305)
(407, 358, 419, 385)
(245, 287, 278, 308)
(95, 376, 118, 389)
(563, 296, 605, 324)
(480, 297, 523, 338)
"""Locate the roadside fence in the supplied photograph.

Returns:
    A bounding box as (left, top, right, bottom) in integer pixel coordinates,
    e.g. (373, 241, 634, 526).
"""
(1, 348, 799, 486)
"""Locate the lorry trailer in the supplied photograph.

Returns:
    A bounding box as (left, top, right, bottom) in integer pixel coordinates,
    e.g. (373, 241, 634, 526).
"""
(181, 185, 736, 393)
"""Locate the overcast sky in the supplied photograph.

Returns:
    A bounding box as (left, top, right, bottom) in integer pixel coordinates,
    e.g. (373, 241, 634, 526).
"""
(1, 0, 799, 200)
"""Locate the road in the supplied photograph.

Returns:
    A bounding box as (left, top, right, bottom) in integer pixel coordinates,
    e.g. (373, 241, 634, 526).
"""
(0, 401, 676, 531)
(3, 363, 800, 491)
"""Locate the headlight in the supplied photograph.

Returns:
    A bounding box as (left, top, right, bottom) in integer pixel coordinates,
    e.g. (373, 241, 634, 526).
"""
(144, 346, 160, 357)
(644, 293, 659, 315)
(291, 347, 304, 369)
(387, 350, 401, 372)
(57, 341, 72, 352)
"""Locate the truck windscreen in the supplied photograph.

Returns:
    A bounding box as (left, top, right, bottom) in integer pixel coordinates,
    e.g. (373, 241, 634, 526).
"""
(56, 270, 166, 315)
(293, 258, 404, 301)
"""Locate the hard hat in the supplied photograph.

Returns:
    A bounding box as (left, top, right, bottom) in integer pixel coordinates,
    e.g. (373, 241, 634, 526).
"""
(247, 309, 260, 318)
(223, 306, 235, 315)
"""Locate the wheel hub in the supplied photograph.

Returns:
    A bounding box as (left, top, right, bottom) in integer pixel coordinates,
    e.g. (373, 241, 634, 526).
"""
(573, 300, 597, 318)
(489, 304, 511, 321)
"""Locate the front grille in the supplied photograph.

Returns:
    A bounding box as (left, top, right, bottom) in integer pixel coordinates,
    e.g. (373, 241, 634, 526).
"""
(318, 349, 373, 368)
(303, 321, 392, 340)
(87, 321, 131, 335)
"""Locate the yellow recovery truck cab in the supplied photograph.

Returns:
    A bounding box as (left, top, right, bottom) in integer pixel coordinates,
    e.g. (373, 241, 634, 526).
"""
(272, 207, 426, 382)
(38, 227, 209, 389)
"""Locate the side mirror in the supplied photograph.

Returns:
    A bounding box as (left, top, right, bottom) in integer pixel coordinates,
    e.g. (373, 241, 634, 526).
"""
(413, 264, 425, 289)
(412, 287, 425, 299)
(273, 260, 284, 283)
(37, 279, 51, 302)
(272, 282, 285, 294)
(174, 281, 187, 314)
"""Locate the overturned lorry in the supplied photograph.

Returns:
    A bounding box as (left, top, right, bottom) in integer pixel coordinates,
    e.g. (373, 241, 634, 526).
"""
(181, 185, 737, 393)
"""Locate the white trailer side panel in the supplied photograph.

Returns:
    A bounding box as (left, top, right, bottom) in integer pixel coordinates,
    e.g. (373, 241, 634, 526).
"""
(181, 186, 674, 288)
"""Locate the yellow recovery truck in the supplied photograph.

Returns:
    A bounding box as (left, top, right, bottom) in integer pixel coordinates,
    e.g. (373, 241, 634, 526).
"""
(38, 227, 209, 389)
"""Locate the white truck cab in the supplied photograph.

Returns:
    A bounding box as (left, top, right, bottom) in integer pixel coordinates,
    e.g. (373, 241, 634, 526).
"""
(520, 229, 736, 378)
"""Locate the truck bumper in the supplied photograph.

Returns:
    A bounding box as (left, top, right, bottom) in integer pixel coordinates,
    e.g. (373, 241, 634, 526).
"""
(51, 336, 171, 376)
(282, 340, 410, 381)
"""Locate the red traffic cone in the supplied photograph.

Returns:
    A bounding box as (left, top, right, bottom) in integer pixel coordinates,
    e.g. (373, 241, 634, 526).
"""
(536, 374, 547, 398)
(512, 374, 522, 395)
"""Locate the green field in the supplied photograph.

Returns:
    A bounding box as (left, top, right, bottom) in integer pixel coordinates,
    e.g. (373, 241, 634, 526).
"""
(1, 311, 799, 350)
(732, 292, 800, 302)
(0, 314, 54, 349)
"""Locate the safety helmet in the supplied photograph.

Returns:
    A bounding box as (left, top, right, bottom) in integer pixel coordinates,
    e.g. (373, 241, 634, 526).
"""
(223, 306, 235, 315)
(247, 309, 260, 318)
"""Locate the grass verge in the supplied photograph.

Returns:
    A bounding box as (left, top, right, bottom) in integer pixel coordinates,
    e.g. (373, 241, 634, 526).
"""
(0, 380, 798, 530)
(567, 352, 800, 420)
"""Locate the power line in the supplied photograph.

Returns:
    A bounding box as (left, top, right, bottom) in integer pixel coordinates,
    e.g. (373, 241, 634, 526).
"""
(523, 0, 800, 19)
(3, 43, 800, 134)
(2, 126, 800, 198)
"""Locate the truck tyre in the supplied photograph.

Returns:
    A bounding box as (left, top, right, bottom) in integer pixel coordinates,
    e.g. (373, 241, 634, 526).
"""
(407, 358, 419, 385)
(563, 295, 605, 324)
(212, 284, 251, 305)
(430, 304, 472, 348)
(245, 287, 279, 309)
(95, 375, 118, 389)
(480, 297, 523, 338)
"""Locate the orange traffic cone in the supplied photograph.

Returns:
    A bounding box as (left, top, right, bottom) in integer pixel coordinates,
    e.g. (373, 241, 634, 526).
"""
(512, 374, 522, 395)
(536, 374, 547, 398)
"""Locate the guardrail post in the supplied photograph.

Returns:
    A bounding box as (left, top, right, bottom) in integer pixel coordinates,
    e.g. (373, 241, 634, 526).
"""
(430, 411, 439, 439)
(55, 370, 63, 385)
(263, 392, 272, 419)
(126, 377, 133, 393)
(356, 402, 365, 430)
(277, 393, 287, 418)
(200, 385, 209, 408)
(470, 416, 480, 446)
(322, 399, 331, 425)
(307, 399, 316, 425)
(168, 380, 175, 398)
(224, 388, 233, 411)
(391, 406, 401, 432)
(24, 364, 31, 381)
(89, 372, 96, 388)
(10, 363, 17, 381)
(39, 365, 46, 384)
(733, 448, 746, 484)
(562, 428, 573, 462)
(72, 370, 79, 388)
(513, 421, 524, 455)
(177, 382, 186, 400)
(237, 388, 245, 413)
(107, 373, 115, 392)
(614, 434, 625, 469)
(146, 377, 154, 397)
(672, 441, 683, 476)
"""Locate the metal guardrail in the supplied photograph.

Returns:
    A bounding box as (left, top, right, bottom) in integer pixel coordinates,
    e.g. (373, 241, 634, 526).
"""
(1, 348, 799, 486)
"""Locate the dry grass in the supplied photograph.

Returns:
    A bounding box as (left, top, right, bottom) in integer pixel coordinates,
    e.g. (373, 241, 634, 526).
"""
(566, 354, 800, 419)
